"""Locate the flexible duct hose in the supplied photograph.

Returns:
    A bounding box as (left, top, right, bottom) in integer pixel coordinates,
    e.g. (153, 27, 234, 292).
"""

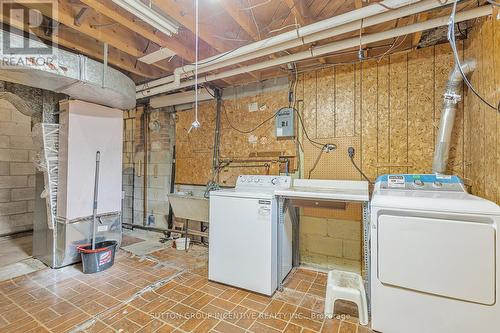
(432, 59, 476, 174)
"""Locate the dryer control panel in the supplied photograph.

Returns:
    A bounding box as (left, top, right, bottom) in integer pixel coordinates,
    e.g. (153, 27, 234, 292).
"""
(375, 174, 465, 192)
(236, 175, 292, 190)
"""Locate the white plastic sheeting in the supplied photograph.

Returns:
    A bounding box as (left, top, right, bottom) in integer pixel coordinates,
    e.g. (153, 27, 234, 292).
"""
(32, 123, 60, 229)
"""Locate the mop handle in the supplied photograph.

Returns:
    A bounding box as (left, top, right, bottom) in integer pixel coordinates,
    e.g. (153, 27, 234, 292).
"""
(92, 151, 101, 250)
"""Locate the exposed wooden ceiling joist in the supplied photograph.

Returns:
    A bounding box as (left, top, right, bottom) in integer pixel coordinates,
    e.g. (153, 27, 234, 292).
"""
(74, 6, 90, 26)
(78, 0, 196, 62)
(412, 12, 429, 47)
(22, 0, 173, 73)
(23, 0, 478, 87)
(152, 0, 260, 81)
(152, 0, 229, 53)
(0, 8, 164, 79)
(284, 0, 313, 26)
(218, 0, 260, 41)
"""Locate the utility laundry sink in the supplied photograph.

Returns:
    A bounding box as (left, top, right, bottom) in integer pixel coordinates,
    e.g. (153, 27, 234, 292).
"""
(167, 193, 209, 222)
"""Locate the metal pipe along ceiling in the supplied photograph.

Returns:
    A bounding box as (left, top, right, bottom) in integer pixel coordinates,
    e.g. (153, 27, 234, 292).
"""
(171, 0, 417, 82)
(138, 5, 492, 98)
(136, 0, 436, 93)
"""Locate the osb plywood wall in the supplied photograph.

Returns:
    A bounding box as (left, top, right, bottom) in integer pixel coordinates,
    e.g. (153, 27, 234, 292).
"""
(175, 91, 296, 186)
(463, 16, 499, 205)
(299, 42, 467, 184)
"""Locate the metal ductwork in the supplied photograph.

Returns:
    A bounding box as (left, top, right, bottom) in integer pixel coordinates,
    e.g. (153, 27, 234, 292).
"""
(432, 59, 476, 174)
(0, 31, 135, 110)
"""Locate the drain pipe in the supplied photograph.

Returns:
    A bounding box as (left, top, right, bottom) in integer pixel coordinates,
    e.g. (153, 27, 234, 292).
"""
(432, 59, 476, 174)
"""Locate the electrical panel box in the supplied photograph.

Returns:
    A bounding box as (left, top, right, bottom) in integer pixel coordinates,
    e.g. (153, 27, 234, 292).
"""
(275, 107, 295, 138)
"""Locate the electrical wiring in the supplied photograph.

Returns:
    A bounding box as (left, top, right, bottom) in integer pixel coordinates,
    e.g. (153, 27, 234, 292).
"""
(240, 0, 273, 10)
(222, 102, 282, 134)
(377, 26, 408, 63)
(307, 148, 325, 179)
(212, 35, 251, 42)
(182, 48, 238, 69)
(348, 147, 373, 184)
(222, 68, 336, 169)
(288, 67, 337, 151)
(294, 105, 332, 150)
(248, 0, 262, 39)
(262, 13, 294, 35)
(203, 85, 215, 98)
(376, 2, 397, 10)
(350, 155, 373, 184)
(287, 44, 393, 74)
(223, 100, 328, 150)
(448, 0, 500, 112)
(268, 23, 301, 34)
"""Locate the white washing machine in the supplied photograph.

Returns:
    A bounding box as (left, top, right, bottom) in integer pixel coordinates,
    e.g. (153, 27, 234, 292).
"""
(371, 174, 500, 333)
(209, 175, 293, 296)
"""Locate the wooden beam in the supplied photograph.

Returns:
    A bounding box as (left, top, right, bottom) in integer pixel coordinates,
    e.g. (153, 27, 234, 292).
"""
(218, 0, 260, 41)
(355, 0, 364, 10)
(53, 32, 163, 79)
(74, 6, 89, 26)
(284, 0, 312, 26)
(0, 9, 163, 79)
(152, 0, 260, 82)
(79, 0, 195, 62)
(412, 13, 428, 48)
(152, 0, 229, 53)
(22, 0, 172, 73)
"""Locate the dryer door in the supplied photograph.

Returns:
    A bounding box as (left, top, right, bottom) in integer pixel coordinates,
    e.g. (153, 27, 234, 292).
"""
(377, 215, 495, 305)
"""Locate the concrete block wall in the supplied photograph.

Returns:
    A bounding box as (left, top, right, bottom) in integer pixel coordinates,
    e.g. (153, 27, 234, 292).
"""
(0, 100, 35, 236)
(299, 215, 361, 272)
(123, 108, 174, 229)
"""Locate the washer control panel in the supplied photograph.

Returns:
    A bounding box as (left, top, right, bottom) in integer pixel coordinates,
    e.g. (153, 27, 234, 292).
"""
(236, 175, 292, 190)
(376, 174, 465, 192)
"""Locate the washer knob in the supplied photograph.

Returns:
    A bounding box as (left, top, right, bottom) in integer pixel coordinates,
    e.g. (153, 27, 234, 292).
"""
(433, 181, 443, 188)
(414, 179, 424, 187)
(271, 177, 278, 185)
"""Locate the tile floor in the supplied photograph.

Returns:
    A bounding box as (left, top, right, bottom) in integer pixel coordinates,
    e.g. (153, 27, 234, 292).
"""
(0, 234, 32, 267)
(0, 240, 373, 333)
(0, 234, 47, 280)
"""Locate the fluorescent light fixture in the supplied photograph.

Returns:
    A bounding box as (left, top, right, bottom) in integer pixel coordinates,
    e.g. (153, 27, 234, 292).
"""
(150, 88, 214, 108)
(112, 0, 179, 36)
(138, 48, 176, 64)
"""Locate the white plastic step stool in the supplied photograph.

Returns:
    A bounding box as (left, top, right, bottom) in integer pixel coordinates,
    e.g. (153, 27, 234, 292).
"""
(324, 270, 368, 325)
